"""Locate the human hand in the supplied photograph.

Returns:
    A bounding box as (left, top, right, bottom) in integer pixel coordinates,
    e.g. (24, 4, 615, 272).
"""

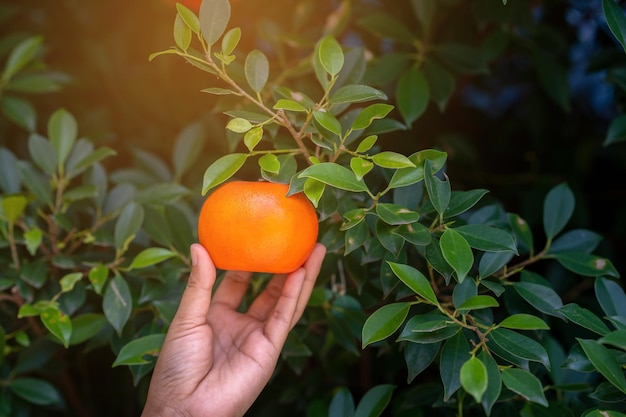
(141, 242, 327, 417)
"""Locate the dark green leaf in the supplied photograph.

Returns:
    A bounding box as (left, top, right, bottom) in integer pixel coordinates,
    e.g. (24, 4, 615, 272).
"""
(362, 302, 411, 348)
(40, 307, 72, 348)
(357, 13, 415, 44)
(375, 220, 404, 257)
(501, 368, 548, 407)
(103, 275, 132, 336)
(405, 341, 441, 383)
(129, 248, 177, 270)
(28, 133, 57, 175)
(603, 0, 626, 53)
(543, 182, 575, 240)
(424, 159, 450, 215)
(392, 221, 431, 246)
(388, 149, 447, 189)
(396, 67, 429, 126)
(70, 313, 107, 345)
(479, 351, 502, 416)
(354, 384, 395, 417)
(113, 333, 166, 366)
(454, 224, 517, 253)
(387, 262, 438, 304)
(488, 328, 550, 370)
(595, 277, 626, 317)
(605, 114, 626, 146)
(9, 377, 62, 406)
(114, 202, 144, 253)
(558, 303, 611, 336)
(434, 43, 488, 74)
(398, 313, 461, 344)
(48, 108, 77, 169)
(376, 203, 419, 225)
(478, 251, 515, 279)
(329, 387, 355, 417)
(440, 331, 470, 401)
(499, 314, 550, 331)
(509, 213, 534, 253)
(553, 252, 619, 278)
(457, 295, 499, 312)
(330, 84, 387, 104)
(513, 281, 564, 318)
(445, 189, 489, 218)
(578, 338, 626, 394)
(173, 121, 205, 180)
(600, 330, 626, 350)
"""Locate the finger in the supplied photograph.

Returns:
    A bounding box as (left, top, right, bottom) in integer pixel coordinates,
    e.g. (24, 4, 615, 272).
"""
(291, 243, 326, 328)
(211, 269, 253, 310)
(246, 273, 287, 322)
(171, 243, 216, 328)
(263, 268, 307, 348)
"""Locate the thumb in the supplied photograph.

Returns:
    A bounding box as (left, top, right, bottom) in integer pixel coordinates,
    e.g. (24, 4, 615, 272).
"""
(171, 243, 216, 327)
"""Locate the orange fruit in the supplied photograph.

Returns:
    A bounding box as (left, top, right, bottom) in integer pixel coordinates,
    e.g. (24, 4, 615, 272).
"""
(164, 0, 202, 12)
(197, 180, 319, 274)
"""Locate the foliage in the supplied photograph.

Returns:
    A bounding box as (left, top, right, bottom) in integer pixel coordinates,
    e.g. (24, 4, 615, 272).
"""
(1, 0, 626, 416)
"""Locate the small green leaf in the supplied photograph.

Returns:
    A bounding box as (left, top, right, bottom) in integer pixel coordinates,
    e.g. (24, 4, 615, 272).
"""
(440, 228, 473, 284)
(595, 276, 626, 317)
(501, 368, 548, 407)
(226, 117, 253, 133)
(454, 224, 517, 253)
(24, 227, 43, 255)
(273, 99, 307, 112)
(40, 307, 72, 348)
(362, 302, 411, 348)
(387, 262, 438, 305)
(329, 84, 387, 104)
(553, 252, 619, 278)
(558, 303, 611, 336)
(356, 135, 378, 153)
(599, 330, 626, 350)
(88, 264, 108, 295)
(543, 182, 575, 240)
(202, 153, 248, 194)
(48, 108, 78, 169)
(440, 331, 470, 401)
(424, 159, 450, 215)
(199, 0, 231, 47)
(113, 333, 166, 366)
(488, 328, 550, 370)
(176, 3, 200, 33)
(114, 202, 144, 253)
(28, 133, 57, 175)
(351, 103, 394, 131)
(456, 295, 499, 312)
(313, 110, 343, 138)
(174, 14, 192, 50)
(221, 27, 241, 55)
(341, 208, 368, 230)
(318, 35, 344, 76)
(350, 157, 374, 180)
(129, 248, 177, 270)
(303, 178, 325, 208)
(2, 36, 43, 82)
(375, 203, 419, 225)
(60, 272, 83, 293)
(354, 384, 395, 417)
(513, 281, 564, 318)
(479, 351, 502, 416)
(578, 338, 626, 394)
(603, 0, 626, 53)
(244, 126, 263, 151)
(396, 67, 429, 126)
(460, 356, 488, 403)
(371, 151, 415, 169)
(604, 114, 626, 146)
(103, 275, 132, 336)
(1, 195, 27, 222)
(499, 314, 550, 331)
(258, 153, 280, 174)
(245, 49, 269, 93)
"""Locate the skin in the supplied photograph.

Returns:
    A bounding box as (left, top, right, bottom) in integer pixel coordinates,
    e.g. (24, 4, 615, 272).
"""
(141, 242, 327, 417)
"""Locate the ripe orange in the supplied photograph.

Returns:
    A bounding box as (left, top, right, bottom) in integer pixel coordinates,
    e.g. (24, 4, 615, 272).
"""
(197, 181, 319, 274)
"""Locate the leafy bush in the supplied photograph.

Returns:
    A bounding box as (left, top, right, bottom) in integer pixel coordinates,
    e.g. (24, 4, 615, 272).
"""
(1, 0, 626, 416)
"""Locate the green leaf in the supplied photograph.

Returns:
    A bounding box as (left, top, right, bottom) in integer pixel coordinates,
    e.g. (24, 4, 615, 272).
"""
(375, 203, 419, 225)
(48, 108, 78, 169)
(303, 178, 325, 208)
(509, 213, 534, 253)
(173, 121, 205, 180)
(405, 341, 441, 382)
(440, 228, 473, 284)
(60, 272, 83, 293)
(603, 0, 626, 53)
(2, 36, 43, 82)
(393, 221, 431, 246)
(396, 67, 429, 126)
(357, 13, 415, 44)
(9, 377, 62, 406)
(356, 134, 378, 153)
(354, 384, 395, 417)
(2, 95, 37, 132)
(226, 117, 253, 133)
(600, 330, 626, 350)
(273, 99, 307, 112)
(243, 126, 264, 151)
(351, 103, 394, 131)
(375, 220, 404, 258)
(549, 228, 603, 254)
(558, 304, 611, 336)
(174, 14, 192, 50)
(553, 252, 619, 278)
(388, 149, 447, 189)
(114, 202, 144, 253)
(298, 162, 370, 193)
(1, 195, 27, 222)
(88, 264, 109, 295)
(445, 189, 489, 218)
(318, 35, 344, 76)
(245, 49, 269, 93)
(604, 114, 626, 146)
(313, 110, 342, 138)
(202, 153, 248, 194)
(543, 182, 574, 240)
(329, 387, 355, 417)
(478, 251, 514, 279)
(28, 133, 57, 175)
(70, 313, 107, 345)
(176, 3, 200, 33)
(454, 224, 517, 254)
(456, 295, 499, 312)
(424, 159, 450, 215)
(362, 302, 411, 348)
(103, 274, 132, 336)
(40, 307, 72, 348)
(595, 276, 626, 317)
(499, 314, 550, 331)
(0, 147, 21, 193)
(578, 338, 626, 394)
(479, 351, 502, 416)
(113, 333, 166, 366)
(129, 248, 177, 270)
(24, 227, 43, 255)
(422, 59, 455, 111)
(440, 331, 470, 401)
(501, 368, 548, 407)
(488, 328, 551, 370)
(350, 157, 374, 181)
(258, 153, 280, 174)
(398, 314, 461, 344)
(513, 281, 564, 318)
(329, 84, 387, 104)
(67, 146, 117, 178)
(461, 356, 488, 403)
(341, 208, 368, 230)
(371, 151, 415, 169)
(221, 27, 241, 55)
(199, 0, 231, 46)
(387, 262, 438, 305)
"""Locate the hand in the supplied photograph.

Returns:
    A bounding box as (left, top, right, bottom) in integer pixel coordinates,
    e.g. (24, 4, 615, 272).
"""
(141, 242, 327, 417)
